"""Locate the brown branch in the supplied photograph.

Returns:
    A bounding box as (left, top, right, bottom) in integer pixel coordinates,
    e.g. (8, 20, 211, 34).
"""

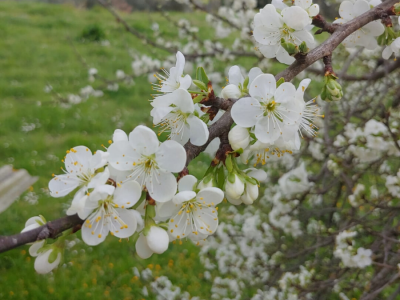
(0, 214, 83, 254)
(312, 14, 339, 35)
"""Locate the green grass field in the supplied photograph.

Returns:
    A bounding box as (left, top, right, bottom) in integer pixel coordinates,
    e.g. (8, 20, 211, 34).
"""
(0, 2, 229, 299)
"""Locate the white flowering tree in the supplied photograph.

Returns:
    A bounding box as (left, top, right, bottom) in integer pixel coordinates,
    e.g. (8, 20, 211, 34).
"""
(2, 0, 400, 299)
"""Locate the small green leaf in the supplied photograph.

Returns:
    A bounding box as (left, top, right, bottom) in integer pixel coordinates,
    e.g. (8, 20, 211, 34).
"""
(193, 94, 204, 104)
(243, 76, 250, 90)
(196, 67, 209, 85)
(193, 79, 207, 91)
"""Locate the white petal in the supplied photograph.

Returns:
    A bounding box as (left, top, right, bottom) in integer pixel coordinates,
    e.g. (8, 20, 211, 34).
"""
(248, 68, 263, 85)
(113, 180, 142, 208)
(173, 191, 196, 205)
(49, 174, 80, 197)
(187, 116, 209, 146)
(168, 210, 192, 239)
(107, 141, 140, 171)
(258, 44, 280, 59)
(90, 150, 109, 170)
(111, 209, 138, 238)
(156, 140, 186, 172)
(151, 107, 174, 125)
(282, 6, 311, 30)
(226, 194, 243, 205)
(228, 66, 244, 86)
(152, 92, 177, 108)
(382, 46, 393, 60)
(34, 249, 61, 274)
(231, 97, 263, 128)
(87, 167, 110, 189)
(146, 226, 169, 254)
(275, 82, 296, 104)
(156, 200, 180, 220)
(258, 4, 284, 28)
(146, 170, 177, 202)
(296, 78, 311, 100)
(353, 0, 370, 17)
(29, 240, 45, 257)
(136, 235, 153, 259)
(178, 175, 197, 192)
(64, 146, 93, 174)
(250, 74, 276, 101)
(128, 125, 159, 156)
(308, 4, 319, 17)
(276, 46, 296, 65)
(291, 30, 315, 48)
(179, 74, 192, 90)
(363, 21, 384, 36)
(171, 89, 194, 113)
(23, 216, 43, 231)
(255, 117, 281, 144)
(113, 129, 128, 142)
(221, 84, 241, 99)
(196, 187, 224, 206)
(338, 1, 356, 20)
(81, 211, 108, 246)
(193, 207, 219, 235)
(175, 51, 185, 77)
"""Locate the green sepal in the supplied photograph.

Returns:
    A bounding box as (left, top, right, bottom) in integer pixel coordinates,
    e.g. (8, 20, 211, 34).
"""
(235, 148, 244, 154)
(228, 172, 236, 184)
(394, 3, 400, 14)
(203, 175, 213, 184)
(200, 113, 210, 124)
(192, 80, 207, 91)
(217, 166, 226, 190)
(281, 38, 298, 56)
(242, 76, 250, 91)
(48, 248, 61, 264)
(299, 41, 309, 54)
(132, 192, 146, 210)
(276, 77, 285, 88)
(245, 176, 258, 186)
(157, 222, 169, 230)
(204, 164, 216, 178)
(193, 94, 204, 104)
(146, 204, 156, 219)
(225, 155, 233, 173)
(196, 67, 209, 86)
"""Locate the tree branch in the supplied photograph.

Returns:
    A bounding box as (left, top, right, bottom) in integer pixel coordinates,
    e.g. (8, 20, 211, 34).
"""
(0, 214, 83, 254)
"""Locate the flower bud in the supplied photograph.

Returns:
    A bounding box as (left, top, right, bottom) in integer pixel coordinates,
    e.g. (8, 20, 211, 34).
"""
(198, 177, 216, 190)
(225, 174, 245, 199)
(221, 84, 241, 99)
(394, 3, 400, 15)
(240, 183, 259, 205)
(228, 126, 250, 151)
(299, 41, 309, 54)
(281, 38, 299, 56)
(321, 75, 343, 102)
(34, 248, 62, 274)
(146, 226, 169, 254)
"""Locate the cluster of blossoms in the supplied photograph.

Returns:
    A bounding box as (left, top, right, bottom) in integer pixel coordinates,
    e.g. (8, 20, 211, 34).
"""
(334, 231, 373, 268)
(253, 0, 319, 64)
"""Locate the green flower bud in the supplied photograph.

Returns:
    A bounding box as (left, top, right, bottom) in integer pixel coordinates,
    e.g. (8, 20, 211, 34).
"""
(281, 38, 298, 56)
(299, 41, 309, 54)
(321, 74, 343, 102)
(394, 3, 400, 15)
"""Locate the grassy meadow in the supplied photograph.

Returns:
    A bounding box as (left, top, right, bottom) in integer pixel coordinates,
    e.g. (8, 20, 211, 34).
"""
(0, 2, 225, 299)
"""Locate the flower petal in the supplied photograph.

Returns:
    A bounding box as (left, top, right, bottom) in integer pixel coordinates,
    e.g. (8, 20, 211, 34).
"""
(128, 125, 159, 156)
(173, 191, 196, 205)
(248, 68, 263, 85)
(34, 249, 61, 274)
(146, 226, 169, 254)
(136, 235, 153, 259)
(49, 174, 80, 197)
(64, 146, 93, 174)
(146, 170, 177, 202)
(113, 129, 128, 142)
(178, 175, 197, 192)
(282, 6, 311, 30)
(187, 116, 209, 146)
(275, 82, 296, 104)
(29, 240, 45, 257)
(111, 209, 138, 238)
(250, 74, 276, 101)
(156, 140, 186, 172)
(107, 141, 140, 171)
(231, 97, 263, 128)
(113, 180, 142, 208)
(196, 187, 224, 206)
(255, 117, 281, 144)
(228, 65, 244, 86)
